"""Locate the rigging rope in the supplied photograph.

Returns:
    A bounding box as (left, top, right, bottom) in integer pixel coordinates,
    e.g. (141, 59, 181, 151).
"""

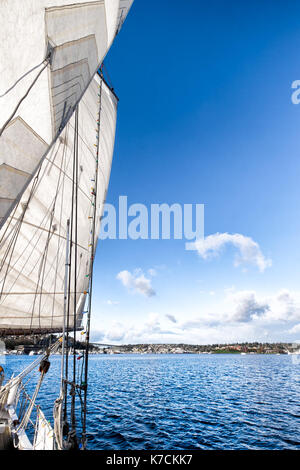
(0, 57, 50, 137)
(0, 58, 47, 98)
(0, 339, 60, 399)
(17, 368, 45, 431)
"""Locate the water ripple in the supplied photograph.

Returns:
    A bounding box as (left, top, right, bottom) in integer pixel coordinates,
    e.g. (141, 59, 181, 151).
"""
(4, 353, 300, 449)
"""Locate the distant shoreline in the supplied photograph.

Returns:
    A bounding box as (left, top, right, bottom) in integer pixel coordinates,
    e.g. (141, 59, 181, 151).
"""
(93, 342, 297, 355)
(1, 340, 298, 356)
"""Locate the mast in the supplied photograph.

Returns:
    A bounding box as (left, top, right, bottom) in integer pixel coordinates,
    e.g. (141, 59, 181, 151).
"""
(71, 105, 79, 446)
(81, 74, 103, 449)
(60, 218, 70, 393)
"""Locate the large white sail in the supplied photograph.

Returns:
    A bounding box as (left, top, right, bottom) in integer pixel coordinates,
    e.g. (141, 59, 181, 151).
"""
(0, 0, 133, 227)
(0, 0, 132, 332)
(0, 74, 117, 333)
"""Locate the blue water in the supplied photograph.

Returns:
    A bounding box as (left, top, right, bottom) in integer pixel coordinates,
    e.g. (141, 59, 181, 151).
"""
(3, 354, 300, 449)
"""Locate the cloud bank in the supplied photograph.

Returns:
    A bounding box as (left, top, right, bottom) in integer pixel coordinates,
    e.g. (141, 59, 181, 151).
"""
(92, 289, 300, 345)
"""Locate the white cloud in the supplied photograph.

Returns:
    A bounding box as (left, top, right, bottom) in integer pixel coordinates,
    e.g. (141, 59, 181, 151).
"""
(222, 288, 300, 325)
(263, 289, 300, 323)
(92, 313, 178, 344)
(92, 288, 300, 344)
(116, 269, 156, 297)
(105, 300, 119, 305)
(225, 290, 270, 322)
(190, 233, 271, 272)
(178, 288, 300, 341)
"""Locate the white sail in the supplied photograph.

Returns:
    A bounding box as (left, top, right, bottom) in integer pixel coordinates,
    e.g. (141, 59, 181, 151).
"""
(0, 73, 117, 332)
(0, 0, 133, 332)
(0, 1, 133, 453)
(0, 0, 133, 227)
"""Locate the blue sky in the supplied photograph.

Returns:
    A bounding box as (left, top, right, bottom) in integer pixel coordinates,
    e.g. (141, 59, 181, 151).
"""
(90, 0, 300, 344)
